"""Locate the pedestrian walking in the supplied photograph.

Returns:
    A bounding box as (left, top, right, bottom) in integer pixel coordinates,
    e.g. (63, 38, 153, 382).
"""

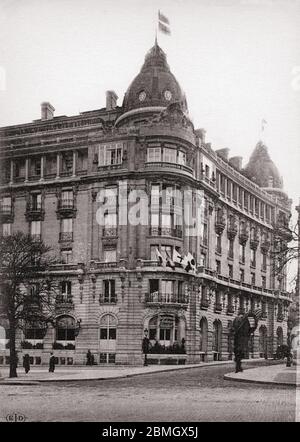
(23, 353, 30, 374)
(49, 353, 56, 373)
(86, 349, 93, 366)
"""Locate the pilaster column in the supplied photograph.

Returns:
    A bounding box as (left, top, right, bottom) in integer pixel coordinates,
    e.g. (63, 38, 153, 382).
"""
(72, 150, 77, 177)
(56, 153, 60, 179)
(9, 159, 14, 184)
(25, 158, 29, 183)
(40, 156, 44, 181)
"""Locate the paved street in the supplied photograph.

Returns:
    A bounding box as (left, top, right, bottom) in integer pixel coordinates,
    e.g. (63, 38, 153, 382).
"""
(0, 361, 296, 422)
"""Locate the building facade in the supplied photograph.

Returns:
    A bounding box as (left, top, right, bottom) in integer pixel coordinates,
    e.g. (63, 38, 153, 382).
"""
(0, 43, 292, 366)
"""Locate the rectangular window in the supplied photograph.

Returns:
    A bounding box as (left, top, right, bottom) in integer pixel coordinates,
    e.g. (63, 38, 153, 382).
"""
(2, 223, 11, 237)
(150, 246, 159, 261)
(178, 151, 186, 165)
(98, 143, 123, 166)
(250, 248, 256, 267)
(61, 249, 73, 264)
(216, 260, 221, 275)
(239, 244, 245, 263)
(62, 218, 73, 233)
(240, 268, 245, 282)
(228, 264, 233, 279)
(61, 281, 72, 296)
(262, 252, 267, 271)
(30, 220, 41, 239)
(228, 238, 234, 259)
(251, 272, 256, 285)
(103, 249, 117, 262)
(216, 233, 222, 253)
(149, 279, 159, 294)
(147, 147, 161, 162)
(103, 280, 116, 303)
(31, 193, 42, 210)
(163, 148, 177, 163)
(161, 280, 174, 295)
(262, 276, 266, 289)
(61, 190, 74, 208)
(1, 196, 12, 213)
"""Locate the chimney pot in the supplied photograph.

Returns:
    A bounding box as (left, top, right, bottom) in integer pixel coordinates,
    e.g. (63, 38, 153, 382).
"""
(215, 148, 230, 161)
(106, 90, 118, 111)
(229, 156, 243, 170)
(41, 102, 55, 120)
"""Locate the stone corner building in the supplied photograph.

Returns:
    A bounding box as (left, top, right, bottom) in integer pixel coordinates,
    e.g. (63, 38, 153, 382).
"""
(0, 43, 292, 366)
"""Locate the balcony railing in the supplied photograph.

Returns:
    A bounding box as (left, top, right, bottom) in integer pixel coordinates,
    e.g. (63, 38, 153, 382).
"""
(0, 205, 12, 215)
(56, 295, 73, 305)
(145, 292, 189, 305)
(59, 199, 74, 209)
(102, 227, 118, 238)
(59, 232, 73, 242)
(31, 234, 41, 242)
(99, 294, 117, 304)
(149, 227, 183, 238)
(145, 161, 194, 176)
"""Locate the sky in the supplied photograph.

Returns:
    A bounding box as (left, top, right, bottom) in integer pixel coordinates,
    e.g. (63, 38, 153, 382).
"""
(0, 0, 299, 283)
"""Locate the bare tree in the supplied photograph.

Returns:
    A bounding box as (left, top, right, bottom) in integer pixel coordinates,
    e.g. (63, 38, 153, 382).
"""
(0, 232, 58, 378)
(270, 219, 299, 279)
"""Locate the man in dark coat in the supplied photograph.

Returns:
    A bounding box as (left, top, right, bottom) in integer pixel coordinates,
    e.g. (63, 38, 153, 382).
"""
(49, 353, 56, 373)
(142, 334, 151, 366)
(23, 353, 30, 374)
(232, 310, 260, 373)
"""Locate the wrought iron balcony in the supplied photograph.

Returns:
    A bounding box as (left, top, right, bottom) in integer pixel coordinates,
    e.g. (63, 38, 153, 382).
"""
(59, 232, 73, 242)
(149, 227, 183, 238)
(26, 202, 44, 221)
(102, 227, 118, 238)
(99, 294, 117, 304)
(145, 292, 189, 306)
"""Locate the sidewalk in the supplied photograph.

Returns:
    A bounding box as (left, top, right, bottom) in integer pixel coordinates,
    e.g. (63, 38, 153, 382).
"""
(224, 364, 299, 387)
(0, 359, 254, 385)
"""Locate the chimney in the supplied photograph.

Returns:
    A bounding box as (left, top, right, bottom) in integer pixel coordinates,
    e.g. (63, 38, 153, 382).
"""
(106, 90, 118, 111)
(229, 156, 243, 171)
(215, 148, 230, 161)
(41, 102, 55, 120)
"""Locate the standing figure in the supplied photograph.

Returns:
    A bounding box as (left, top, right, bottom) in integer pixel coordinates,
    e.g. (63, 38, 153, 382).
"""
(142, 331, 151, 366)
(49, 352, 56, 373)
(86, 349, 93, 366)
(23, 353, 30, 374)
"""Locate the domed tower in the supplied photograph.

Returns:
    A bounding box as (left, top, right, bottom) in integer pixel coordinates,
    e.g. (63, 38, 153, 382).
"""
(115, 41, 190, 128)
(244, 140, 291, 208)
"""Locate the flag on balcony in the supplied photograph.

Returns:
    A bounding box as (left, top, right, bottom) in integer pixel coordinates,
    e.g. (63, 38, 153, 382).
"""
(253, 308, 263, 320)
(155, 247, 165, 266)
(185, 252, 197, 273)
(158, 10, 171, 35)
(165, 250, 175, 270)
(173, 248, 184, 267)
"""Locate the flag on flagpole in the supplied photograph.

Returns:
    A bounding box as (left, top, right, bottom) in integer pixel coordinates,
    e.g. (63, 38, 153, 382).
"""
(158, 10, 171, 35)
(185, 252, 197, 273)
(173, 248, 184, 267)
(155, 247, 165, 266)
(261, 119, 267, 132)
(165, 250, 175, 270)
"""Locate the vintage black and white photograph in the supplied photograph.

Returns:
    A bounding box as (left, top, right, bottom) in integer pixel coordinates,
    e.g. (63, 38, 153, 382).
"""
(0, 0, 299, 425)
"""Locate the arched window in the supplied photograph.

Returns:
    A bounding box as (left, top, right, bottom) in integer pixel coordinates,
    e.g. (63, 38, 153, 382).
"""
(199, 317, 208, 353)
(56, 315, 75, 341)
(148, 314, 184, 352)
(212, 320, 222, 358)
(100, 314, 117, 341)
(259, 325, 268, 356)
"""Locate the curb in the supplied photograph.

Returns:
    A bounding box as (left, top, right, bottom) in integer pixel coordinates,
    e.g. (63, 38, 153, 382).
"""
(0, 360, 235, 385)
(224, 373, 298, 387)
